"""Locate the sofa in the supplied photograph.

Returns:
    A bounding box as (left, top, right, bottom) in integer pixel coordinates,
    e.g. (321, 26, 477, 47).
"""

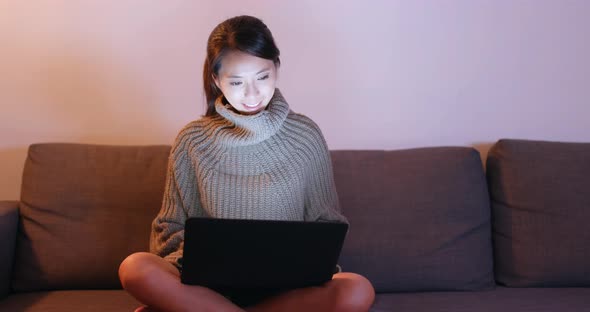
(1, 139, 589, 311)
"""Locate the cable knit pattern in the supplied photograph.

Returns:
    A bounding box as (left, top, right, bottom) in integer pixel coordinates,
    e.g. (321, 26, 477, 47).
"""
(150, 89, 348, 267)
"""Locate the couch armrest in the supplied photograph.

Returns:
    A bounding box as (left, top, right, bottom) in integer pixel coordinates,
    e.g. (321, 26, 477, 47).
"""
(0, 201, 19, 299)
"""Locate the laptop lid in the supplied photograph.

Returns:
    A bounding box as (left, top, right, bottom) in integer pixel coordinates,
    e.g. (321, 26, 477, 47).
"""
(181, 217, 348, 292)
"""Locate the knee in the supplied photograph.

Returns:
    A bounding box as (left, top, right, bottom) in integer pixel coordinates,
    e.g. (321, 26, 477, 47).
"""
(118, 252, 160, 291)
(332, 273, 375, 312)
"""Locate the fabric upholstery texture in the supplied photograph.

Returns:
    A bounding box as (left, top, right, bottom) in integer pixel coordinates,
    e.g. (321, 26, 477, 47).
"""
(487, 139, 590, 287)
(331, 147, 495, 292)
(0, 201, 19, 298)
(12, 144, 170, 291)
(0, 290, 139, 311)
(370, 287, 590, 312)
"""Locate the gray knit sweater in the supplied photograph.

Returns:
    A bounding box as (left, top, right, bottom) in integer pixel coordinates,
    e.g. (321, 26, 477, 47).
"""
(150, 88, 348, 267)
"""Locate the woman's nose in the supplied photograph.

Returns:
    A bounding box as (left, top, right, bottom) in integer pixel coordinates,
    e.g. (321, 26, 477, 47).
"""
(244, 82, 259, 97)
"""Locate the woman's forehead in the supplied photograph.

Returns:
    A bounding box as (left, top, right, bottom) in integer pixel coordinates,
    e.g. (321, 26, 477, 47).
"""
(219, 51, 275, 77)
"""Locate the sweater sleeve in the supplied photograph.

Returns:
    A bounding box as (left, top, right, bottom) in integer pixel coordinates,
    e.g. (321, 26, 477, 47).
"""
(303, 120, 348, 224)
(150, 130, 202, 268)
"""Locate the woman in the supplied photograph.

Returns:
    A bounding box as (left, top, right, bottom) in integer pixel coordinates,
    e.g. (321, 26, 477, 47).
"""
(119, 15, 375, 312)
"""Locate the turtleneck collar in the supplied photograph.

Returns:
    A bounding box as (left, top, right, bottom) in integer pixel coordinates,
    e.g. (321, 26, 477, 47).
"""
(213, 88, 290, 146)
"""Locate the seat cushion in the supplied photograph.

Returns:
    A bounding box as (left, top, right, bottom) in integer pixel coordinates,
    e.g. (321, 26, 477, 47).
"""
(332, 148, 494, 292)
(370, 287, 590, 312)
(487, 139, 590, 287)
(12, 143, 171, 291)
(0, 290, 140, 311)
(0, 201, 19, 297)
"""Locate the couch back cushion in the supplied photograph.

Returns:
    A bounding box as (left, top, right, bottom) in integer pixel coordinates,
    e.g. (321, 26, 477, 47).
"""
(487, 139, 590, 287)
(332, 148, 495, 292)
(13, 143, 170, 291)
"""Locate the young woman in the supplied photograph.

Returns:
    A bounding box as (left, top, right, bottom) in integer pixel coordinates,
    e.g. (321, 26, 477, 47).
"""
(119, 15, 375, 312)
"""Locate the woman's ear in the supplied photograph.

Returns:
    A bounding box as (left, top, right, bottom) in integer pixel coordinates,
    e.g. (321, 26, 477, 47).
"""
(273, 64, 280, 82)
(213, 75, 221, 90)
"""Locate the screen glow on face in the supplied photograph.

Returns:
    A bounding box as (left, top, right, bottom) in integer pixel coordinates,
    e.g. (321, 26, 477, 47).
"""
(214, 50, 278, 115)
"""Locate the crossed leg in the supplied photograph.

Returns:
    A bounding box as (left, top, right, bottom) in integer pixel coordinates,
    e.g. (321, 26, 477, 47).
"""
(119, 252, 375, 312)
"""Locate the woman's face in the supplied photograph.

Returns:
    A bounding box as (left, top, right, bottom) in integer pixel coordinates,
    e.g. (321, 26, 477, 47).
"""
(213, 50, 278, 115)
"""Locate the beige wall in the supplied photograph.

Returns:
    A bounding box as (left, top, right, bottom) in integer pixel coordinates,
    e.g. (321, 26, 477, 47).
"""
(2, 0, 590, 200)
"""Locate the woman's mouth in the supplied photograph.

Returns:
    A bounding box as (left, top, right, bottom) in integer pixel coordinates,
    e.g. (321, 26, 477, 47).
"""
(243, 101, 262, 109)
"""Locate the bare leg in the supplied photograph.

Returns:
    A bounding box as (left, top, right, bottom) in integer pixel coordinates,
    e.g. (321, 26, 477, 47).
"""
(119, 252, 245, 312)
(120, 252, 375, 312)
(246, 272, 375, 312)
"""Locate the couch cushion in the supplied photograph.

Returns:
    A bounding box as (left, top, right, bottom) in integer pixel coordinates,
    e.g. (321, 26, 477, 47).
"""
(0, 201, 19, 298)
(332, 148, 494, 292)
(0, 290, 140, 311)
(13, 143, 170, 291)
(370, 287, 590, 312)
(487, 139, 590, 287)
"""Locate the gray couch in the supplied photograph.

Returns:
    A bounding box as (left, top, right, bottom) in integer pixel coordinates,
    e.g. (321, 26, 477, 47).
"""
(1, 139, 589, 311)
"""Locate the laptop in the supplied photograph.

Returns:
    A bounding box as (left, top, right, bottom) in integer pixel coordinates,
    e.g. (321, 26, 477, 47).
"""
(181, 217, 348, 293)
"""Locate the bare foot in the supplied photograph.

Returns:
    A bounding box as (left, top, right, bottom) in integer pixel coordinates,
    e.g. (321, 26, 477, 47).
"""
(134, 306, 147, 312)
(134, 306, 159, 312)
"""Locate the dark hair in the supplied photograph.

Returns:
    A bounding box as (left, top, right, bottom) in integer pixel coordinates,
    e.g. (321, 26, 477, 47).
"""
(203, 15, 281, 116)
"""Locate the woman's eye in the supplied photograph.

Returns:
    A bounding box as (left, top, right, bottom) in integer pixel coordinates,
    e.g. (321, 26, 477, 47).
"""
(230, 81, 242, 86)
(258, 74, 269, 80)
